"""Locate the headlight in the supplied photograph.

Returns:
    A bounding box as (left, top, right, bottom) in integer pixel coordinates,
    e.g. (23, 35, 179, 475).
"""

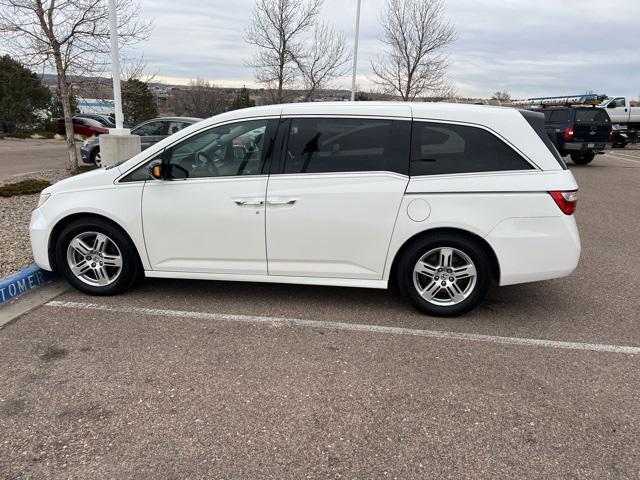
(83, 139, 89, 147)
(36, 193, 51, 208)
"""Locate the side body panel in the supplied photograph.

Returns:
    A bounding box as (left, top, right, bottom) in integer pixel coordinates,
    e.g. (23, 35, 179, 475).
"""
(385, 170, 581, 286)
(141, 176, 269, 274)
(30, 182, 147, 271)
(265, 172, 408, 279)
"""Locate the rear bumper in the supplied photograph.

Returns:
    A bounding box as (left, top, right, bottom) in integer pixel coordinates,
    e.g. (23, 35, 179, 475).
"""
(486, 214, 581, 286)
(563, 142, 611, 152)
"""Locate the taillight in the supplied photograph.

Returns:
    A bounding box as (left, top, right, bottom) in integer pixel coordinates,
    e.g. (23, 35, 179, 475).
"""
(563, 127, 574, 141)
(549, 190, 578, 215)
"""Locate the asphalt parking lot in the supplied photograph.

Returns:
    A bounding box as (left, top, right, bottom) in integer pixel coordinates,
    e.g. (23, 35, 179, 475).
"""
(1, 150, 640, 479)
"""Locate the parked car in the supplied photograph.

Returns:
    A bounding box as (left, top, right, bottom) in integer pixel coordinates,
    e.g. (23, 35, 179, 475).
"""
(30, 103, 581, 317)
(55, 116, 109, 137)
(75, 113, 115, 128)
(80, 117, 201, 167)
(611, 125, 629, 148)
(539, 106, 612, 164)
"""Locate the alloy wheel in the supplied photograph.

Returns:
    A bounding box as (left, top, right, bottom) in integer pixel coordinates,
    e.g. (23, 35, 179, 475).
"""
(66, 231, 123, 287)
(413, 247, 477, 306)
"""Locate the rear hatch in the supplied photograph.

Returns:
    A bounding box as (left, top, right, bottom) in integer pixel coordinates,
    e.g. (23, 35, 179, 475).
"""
(572, 108, 611, 143)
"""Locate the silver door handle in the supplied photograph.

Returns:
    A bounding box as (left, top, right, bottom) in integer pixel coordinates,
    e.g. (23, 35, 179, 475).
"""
(234, 199, 264, 206)
(267, 198, 297, 206)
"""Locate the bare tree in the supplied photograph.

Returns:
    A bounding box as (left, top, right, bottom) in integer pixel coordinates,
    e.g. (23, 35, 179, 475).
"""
(492, 90, 511, 102)
(169, 79, 227, 118)
(0, 0, 151, 172)
(371, 0, 456, 101)
(294, 23, 350, 101)
(245, 0, 322, 104)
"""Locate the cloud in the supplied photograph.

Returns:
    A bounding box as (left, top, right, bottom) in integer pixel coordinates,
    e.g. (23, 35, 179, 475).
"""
(6, 0, 638, 99)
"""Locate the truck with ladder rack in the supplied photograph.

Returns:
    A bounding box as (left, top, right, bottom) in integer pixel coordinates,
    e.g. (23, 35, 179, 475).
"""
(512, 94, 613, 165)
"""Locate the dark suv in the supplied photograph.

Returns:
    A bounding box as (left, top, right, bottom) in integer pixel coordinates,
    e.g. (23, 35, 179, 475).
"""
(540, 107, 612, 165)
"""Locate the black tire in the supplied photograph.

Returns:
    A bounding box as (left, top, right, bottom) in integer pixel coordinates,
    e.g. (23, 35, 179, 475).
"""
(570, 152, 595, 165)
(54, 217, 142, 295)
(396, 232, 492, 317)
(90, 147, 102, 167)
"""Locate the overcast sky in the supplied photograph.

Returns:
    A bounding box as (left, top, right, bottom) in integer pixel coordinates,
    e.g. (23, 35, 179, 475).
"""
(26, 0, 640, 99)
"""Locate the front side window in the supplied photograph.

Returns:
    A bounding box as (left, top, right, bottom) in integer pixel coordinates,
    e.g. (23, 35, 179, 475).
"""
(134, 121, 167, 136)
(410, 122, 533, 176)
(610, 97, 626, 108)
(167, 120, 268, 179)
(283, 118, 410, 174)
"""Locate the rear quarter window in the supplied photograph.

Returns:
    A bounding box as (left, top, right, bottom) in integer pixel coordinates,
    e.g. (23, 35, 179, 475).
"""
(410, 122, 534, 176)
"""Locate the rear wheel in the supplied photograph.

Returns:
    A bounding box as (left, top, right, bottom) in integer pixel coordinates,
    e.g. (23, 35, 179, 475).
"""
(55, 218, 142, 295)
(396, 233, 492, 317)
(570, 151, 595, 165)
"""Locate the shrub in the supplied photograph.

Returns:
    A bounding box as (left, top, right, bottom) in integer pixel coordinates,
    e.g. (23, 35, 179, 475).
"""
(0, 179, 51, 197)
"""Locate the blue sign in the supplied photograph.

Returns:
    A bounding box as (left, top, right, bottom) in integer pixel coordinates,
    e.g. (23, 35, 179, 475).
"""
(0, 265, 58, 305)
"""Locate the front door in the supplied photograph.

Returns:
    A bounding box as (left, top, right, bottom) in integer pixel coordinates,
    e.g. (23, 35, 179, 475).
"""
(142, 118, 274, 274)
(265, 117, 411, 280)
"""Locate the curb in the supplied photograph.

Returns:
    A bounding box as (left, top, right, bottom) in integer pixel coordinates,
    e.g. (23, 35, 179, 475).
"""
(0, 264, 58, 306)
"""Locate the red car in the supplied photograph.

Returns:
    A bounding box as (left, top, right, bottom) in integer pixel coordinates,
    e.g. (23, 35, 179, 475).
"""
(56, 117, 109, 137)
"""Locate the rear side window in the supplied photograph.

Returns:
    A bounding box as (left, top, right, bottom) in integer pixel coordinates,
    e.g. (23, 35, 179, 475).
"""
(575, 109, 611, 124)
(284, 118, 410, 174)
(520, 110, 567, 170)
(410, 122, 534, 176)
(549, 110, 570, 123)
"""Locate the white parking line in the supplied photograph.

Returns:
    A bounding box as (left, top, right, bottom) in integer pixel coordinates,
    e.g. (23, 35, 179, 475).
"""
(605, 152, 640, 162)
(46, 300, 640, 355)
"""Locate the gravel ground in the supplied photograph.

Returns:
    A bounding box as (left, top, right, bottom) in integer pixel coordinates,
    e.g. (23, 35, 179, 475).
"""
(0, 169, 70, 278)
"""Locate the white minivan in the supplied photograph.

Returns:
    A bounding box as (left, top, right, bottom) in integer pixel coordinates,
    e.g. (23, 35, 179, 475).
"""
(30, 102, 580, 316)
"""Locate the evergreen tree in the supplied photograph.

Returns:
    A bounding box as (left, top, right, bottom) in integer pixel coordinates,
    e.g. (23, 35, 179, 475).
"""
(0, 55, 50, 132)
(230, 87, 256, 111)
(122, 78, 158, 126)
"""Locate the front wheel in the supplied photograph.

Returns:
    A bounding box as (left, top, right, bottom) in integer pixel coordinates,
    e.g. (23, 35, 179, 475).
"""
(570, 151, 595, 165)
(55, 218, 142, 295)
(396, 233, 492, 317)
(90, 148, 102, 168)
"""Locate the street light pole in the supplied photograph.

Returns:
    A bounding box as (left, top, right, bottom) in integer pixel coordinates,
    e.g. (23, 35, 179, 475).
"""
(107, 0, 125, 133)
(100, 0, 140, 166)
(350, 0, 362, 101)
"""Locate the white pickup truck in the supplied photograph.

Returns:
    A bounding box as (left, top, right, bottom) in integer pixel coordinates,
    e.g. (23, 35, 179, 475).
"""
(599, 96, 640, 128)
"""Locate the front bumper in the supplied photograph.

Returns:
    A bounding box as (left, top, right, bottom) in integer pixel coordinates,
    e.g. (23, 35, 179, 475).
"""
(79, 145, 94, 163)
(29, 207, 53, 271)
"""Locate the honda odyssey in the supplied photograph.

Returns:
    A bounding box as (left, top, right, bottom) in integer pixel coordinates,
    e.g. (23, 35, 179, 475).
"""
(30, 102, 581, 316)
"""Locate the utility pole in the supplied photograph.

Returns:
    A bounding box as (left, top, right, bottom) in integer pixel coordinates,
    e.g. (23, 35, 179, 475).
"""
(350, 0, 362, 101)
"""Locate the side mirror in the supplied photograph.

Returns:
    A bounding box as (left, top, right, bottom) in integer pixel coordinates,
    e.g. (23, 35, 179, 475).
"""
(148, 159, 164, 180)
